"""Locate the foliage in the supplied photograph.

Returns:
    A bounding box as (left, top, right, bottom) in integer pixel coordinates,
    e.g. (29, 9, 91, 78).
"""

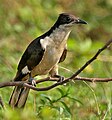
(0, 0, 112, 119)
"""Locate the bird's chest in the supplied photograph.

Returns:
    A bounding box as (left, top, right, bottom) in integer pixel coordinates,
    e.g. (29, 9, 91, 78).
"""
(31, 29, 71, 76)
(43, 42, 65, 65)
(32, 39, 65, 76)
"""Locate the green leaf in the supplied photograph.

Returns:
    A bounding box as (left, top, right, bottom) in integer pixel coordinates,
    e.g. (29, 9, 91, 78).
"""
(41, 94, 52, 102)
(68, 96, 83, 105)
(56, 88, 64, 96)
(60, 101, 71, 116)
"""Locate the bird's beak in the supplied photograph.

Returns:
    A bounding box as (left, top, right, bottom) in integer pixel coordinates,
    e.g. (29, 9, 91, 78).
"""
(75, 19, 87, 24)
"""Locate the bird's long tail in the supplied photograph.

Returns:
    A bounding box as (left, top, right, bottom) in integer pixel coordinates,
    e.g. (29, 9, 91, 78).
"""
(9, 86, 30, 108)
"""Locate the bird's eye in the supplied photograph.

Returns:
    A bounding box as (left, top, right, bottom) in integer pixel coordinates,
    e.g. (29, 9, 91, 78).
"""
(66, 17, 71, 22)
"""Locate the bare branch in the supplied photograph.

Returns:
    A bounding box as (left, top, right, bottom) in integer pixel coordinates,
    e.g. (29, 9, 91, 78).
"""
(69, 39, 112, 80)
(0, 39, 112, 91)
(74, 76, 112, 82)
(0, 76, 112, 92)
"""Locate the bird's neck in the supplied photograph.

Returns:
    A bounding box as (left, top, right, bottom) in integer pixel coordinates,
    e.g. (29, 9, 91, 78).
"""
(49, 25, 71, 45)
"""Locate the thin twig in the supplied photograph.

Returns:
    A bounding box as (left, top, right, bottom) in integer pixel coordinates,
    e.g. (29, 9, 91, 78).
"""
(69, 39, 112, 80)
(74, 77, 112, 82)
(0, 39, 112, 91)
(0, 76, 112, 91)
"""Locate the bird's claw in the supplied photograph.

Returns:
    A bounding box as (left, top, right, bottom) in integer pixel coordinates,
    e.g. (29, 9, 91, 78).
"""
(53, 75, 65, 83)
(29, 78, 36, 87)
(58, 76, 64, 83)
(32, 80, 36, 87)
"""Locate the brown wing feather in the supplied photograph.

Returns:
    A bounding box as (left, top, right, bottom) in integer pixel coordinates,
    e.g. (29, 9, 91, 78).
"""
(59, 48, 67, 63)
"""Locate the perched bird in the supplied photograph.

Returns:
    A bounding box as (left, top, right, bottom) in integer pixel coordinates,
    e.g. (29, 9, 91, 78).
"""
(9, 13, 87, 108)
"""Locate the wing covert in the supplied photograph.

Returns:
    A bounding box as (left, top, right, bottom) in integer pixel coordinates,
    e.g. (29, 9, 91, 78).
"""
(18, 39, 44, 71)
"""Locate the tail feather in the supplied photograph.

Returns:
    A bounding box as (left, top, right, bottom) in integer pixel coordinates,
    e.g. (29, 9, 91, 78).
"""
(9, 86, 30, 108)
(9, 86, 21, 107)
(16, 88, 30, 108)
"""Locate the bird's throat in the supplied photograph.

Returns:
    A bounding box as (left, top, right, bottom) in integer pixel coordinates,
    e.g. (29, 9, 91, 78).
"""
(49, 25, 71, 46)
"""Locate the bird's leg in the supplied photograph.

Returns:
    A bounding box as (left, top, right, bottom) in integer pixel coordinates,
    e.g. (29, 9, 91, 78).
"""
(49, 64, 64, 83)
(28, 73, 36, 87)
(53, 75, 65, 83)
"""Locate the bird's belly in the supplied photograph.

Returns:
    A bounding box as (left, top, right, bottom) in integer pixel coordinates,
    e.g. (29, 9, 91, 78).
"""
(31, 46, 63, 76)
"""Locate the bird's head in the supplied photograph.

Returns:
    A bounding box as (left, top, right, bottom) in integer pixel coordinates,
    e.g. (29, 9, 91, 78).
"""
(56, 13, 87, 29)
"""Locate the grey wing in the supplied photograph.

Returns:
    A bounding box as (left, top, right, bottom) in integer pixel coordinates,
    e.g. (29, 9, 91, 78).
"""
(14, 39, 45, 81)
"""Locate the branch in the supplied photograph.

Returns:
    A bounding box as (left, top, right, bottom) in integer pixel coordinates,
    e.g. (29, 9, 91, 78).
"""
(74, 76, 112, 82)
(0, 76, 112, 91)
(0, 39, 112, 91)
(69, 39, 112, 80)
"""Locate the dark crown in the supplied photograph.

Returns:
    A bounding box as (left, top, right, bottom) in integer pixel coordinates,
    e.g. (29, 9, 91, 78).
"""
(38, 13, 87, 39)
(57, 13, 75, 25)
(55, 13, 87, 26)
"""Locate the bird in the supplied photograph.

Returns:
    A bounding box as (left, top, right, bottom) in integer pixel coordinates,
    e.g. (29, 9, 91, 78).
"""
(9, 13, 87, 108)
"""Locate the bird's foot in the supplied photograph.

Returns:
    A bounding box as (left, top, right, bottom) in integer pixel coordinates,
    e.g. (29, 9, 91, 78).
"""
(28, 77, 36, 87)
(53, 75, 65, 83)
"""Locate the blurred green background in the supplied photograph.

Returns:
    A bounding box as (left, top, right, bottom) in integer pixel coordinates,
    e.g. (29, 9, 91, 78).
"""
(0, 0, 112, 119)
